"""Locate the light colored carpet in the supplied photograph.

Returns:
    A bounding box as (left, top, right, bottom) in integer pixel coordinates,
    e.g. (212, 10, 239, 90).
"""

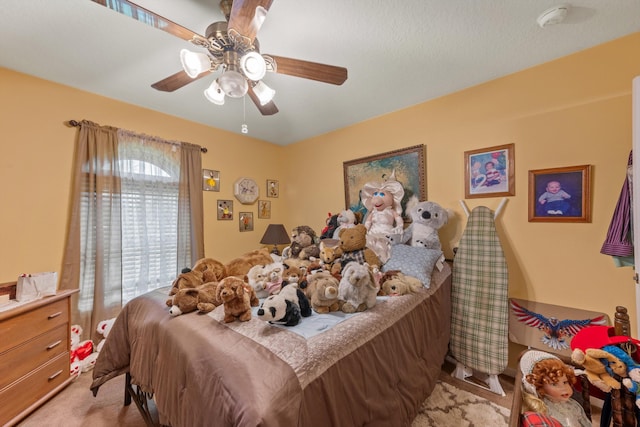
(16, 367, 512, 427)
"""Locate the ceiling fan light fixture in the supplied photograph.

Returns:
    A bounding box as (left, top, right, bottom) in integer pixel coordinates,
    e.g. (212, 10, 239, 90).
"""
(204, 80, 225, 105)
(253, 81, 275, 105)
(240, 51, 267, 81)
(218, 69, 248, 98)
(180, 49, 211, 78)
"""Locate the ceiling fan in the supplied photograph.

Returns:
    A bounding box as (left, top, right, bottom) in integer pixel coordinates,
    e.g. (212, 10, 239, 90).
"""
(91, 0, 348, 116)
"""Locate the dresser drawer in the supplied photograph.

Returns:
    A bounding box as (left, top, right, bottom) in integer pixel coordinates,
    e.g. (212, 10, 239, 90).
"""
(0, 298, 69, 354)
(0, 352, 70, 424)
(0, 323, 68, 390)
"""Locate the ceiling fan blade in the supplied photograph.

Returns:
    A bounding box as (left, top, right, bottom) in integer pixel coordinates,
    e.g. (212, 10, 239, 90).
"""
(267, 55, 348, 86)
(90, 0, 205, 42)
(247, 85, 279, 116)
(151, 70, 210, 92)
(227, 0, 274, 46)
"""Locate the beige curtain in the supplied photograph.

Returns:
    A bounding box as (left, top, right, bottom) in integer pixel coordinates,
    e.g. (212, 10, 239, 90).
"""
(60, 120, 203, 342)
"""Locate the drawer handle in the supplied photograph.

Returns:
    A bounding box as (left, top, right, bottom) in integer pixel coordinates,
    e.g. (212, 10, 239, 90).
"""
(47, 340, 62, 350)
(47, 311, 62, 319)
(48, 370, 63, 381)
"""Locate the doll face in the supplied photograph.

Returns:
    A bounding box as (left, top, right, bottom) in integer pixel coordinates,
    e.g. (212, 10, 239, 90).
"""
(371, 191, 393, 211)
(541, 374, 573, 403)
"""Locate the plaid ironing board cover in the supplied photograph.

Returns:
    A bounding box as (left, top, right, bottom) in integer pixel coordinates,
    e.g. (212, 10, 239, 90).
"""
(450, 205, 508, 375)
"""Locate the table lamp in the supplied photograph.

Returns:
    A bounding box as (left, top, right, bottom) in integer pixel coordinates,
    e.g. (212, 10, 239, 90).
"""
(260, 224, 290, 255)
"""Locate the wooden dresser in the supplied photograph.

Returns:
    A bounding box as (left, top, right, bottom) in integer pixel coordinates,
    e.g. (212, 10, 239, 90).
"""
(0, 288, 78, 426)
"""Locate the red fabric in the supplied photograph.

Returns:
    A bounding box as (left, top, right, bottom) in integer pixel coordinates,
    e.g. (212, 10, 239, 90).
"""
(521, 412, 563, 427)
(570, 325, 640, 350)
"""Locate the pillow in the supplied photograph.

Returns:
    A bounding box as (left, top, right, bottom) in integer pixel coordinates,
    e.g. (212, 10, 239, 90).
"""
(381, 245, 442, 288)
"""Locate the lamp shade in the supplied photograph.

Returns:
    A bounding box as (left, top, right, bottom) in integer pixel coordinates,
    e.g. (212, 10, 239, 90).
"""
(260, 224, 290, 254)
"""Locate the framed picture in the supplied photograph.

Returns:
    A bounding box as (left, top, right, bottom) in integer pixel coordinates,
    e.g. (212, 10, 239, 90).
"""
(266, 179, 279, 198)
(343, 145, 426, 221)
(217, 199, 233, 220)
(239, 212, 254, 232)
(202, 169, 220, 192)
(464, 143, 515, 198)
(528, 165, 591, 223)
(258, 200, 271, 219)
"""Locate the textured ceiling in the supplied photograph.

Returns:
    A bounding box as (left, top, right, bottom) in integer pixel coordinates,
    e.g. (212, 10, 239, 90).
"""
(1, 1, 638, 145)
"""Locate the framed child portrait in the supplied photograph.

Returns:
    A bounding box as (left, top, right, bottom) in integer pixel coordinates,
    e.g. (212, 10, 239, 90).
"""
(528, 165, 591, 223)
(464, 143, 515, 198)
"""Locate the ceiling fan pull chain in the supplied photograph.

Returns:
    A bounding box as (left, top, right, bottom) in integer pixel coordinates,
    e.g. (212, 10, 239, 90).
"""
(242, 96, 248, 134)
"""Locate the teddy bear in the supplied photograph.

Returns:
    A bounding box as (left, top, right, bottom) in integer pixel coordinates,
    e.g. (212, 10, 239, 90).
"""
(303, 270, 340, 314)
(263, 262, 285, 295)
(166, 281, 221, 316)
(225, 248, 274, 277)
(285, 225, 320, 260)
(338, 224, 381, 268)
(167, 268, 204, 297)
(571, 347, 626, 392)
(331, 209, 361, 239)
(378, 270, 423, 296)
(318, 240, 343, 278)
(338, 261, 379, 313)
(95, 317, 116, 353)
(70, 324, 98, 376)
(246, 264, 269, 298)
(216, 276, 259, 323)
(401, 199, 448, 250)
(191, 257, 227, 282)
(603, 345, 640, 408)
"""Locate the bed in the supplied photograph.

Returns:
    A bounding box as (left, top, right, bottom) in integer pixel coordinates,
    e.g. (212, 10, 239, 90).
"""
(90, 261, 452, 427)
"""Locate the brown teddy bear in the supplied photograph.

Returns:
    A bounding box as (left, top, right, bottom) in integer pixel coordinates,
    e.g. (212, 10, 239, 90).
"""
(571, 347, 626, 392)
(168, 269, 204, 297)
(166, 281, 221, 316)
(378, 271, 423, 296)
(192, 257, 227, 282)
(338, 224, 381, 268)
(225, 248, 274, 277)
(216, 276, 259, 323)
(304, 270, 340, 314)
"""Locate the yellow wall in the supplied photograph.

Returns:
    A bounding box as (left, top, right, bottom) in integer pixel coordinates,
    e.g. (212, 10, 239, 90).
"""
(0, 68, 286, 275)
(2, 33, 639, 350)
(284, 32, 640, 340)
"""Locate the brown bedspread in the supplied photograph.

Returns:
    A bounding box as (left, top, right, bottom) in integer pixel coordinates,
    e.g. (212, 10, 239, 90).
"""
(91, 263, 452, 427)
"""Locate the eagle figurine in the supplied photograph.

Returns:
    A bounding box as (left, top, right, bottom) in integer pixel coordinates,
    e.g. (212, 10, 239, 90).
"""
(510, 299, 606, 350)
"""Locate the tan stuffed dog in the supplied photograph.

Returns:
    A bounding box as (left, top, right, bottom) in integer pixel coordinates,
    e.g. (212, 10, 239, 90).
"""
(225, 248, 274, 277)
(378, 271, 423, 296)
(216, 277, 259, 323)
(166, 281, 220, 316)
(571, 347, 626, 392)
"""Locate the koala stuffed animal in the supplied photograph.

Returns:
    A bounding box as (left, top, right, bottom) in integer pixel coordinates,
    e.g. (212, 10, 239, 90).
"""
(402, 199, 448, 250)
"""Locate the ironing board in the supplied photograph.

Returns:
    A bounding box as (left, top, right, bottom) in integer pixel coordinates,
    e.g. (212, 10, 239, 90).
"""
(450, 203, 509, 395)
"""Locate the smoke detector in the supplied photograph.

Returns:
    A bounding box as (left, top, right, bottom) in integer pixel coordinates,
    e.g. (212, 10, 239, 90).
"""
(537, 5, 570, 28)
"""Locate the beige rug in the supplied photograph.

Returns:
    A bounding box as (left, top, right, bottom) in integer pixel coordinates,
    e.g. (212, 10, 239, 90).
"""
(17, 370, 510, 426)
(412, 380, 510, 427)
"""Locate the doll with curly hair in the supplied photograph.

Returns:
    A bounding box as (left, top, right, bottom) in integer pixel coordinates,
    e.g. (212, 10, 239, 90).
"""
(520, 350, 591, 427)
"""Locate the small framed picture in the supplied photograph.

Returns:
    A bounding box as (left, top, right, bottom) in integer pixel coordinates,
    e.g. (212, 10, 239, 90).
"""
(464, 143, 515, 198)
(528, 165, 591, 223)
(203, 169, 220, 192)
(217, 199, 233, 220)
(258, 200, 271, 219)
(239, 212, 254, 232)
(266, 179, 279, 198)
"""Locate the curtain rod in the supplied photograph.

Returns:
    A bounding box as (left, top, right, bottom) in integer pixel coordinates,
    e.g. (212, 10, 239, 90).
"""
(66, 120, 208, 153)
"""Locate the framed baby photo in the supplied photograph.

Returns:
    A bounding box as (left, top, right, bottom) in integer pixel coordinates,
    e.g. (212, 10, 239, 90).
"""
(239, 212, 254, 232)
(217, 199, 233, 220)
(464, 143, 515, 199)
(528, 165, 591, 223)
